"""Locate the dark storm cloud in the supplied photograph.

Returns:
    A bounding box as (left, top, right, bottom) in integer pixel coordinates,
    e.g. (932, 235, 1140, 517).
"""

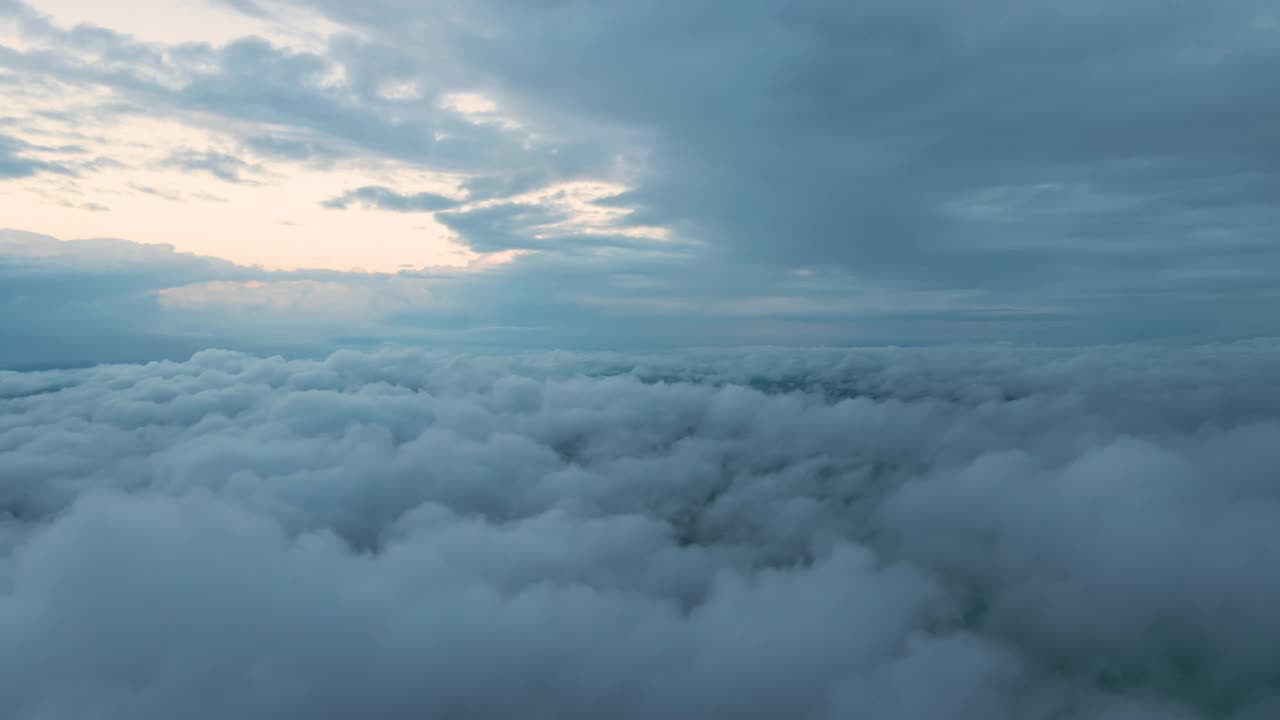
(2, 341, 1280, 718)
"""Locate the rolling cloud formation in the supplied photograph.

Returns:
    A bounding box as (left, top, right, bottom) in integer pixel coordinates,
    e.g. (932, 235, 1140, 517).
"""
(2, 342, 1279, 718)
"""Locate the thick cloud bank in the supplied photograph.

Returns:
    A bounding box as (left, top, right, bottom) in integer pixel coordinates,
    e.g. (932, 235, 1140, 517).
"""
(3, 343, 1280, 719)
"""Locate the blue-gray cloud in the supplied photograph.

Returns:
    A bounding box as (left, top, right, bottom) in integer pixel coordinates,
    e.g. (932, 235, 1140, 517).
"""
(213, 0, 274, 20)
(322, 185, 459, 212)
(0, 229, 247, 368)
(128, 183, 182, 201)
(5, 230, 1272, 370)
(7, 5, 1280, 715)
(241, 133, 341, 164)
(161, 148, 263, 184)
(3, 0, 1279, 345)
(434, 202, 686, 255)
(0, 133, 72, 178)
(281, 0, 1280, 330)
(2, 340, 1280, 717)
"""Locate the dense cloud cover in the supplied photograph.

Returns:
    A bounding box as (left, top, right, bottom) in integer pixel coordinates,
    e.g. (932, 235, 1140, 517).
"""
(5, 0, 1280, 344)
(6, 229, 1093, 370)
(3, 342, 1279, 718)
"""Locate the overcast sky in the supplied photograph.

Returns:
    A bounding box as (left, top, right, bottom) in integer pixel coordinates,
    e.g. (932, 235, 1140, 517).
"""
(2, 0, 1279, 365)
(5, 6, 1280, 716)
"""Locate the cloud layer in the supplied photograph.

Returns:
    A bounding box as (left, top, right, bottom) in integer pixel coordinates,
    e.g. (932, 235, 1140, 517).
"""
(4, 229, 1108, 370)
(4, 0, 1280, 343)
(3, 342, 1279, 718)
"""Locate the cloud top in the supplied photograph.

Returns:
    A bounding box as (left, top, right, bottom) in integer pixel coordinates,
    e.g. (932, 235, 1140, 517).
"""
(2, 342, 1279, 718)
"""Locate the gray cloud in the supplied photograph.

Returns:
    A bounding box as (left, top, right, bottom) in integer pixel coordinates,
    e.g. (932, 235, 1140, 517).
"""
(4, 230, 1275, 370)
(4, 0, 1280, 345)
(276, 0, 1280, 338)
(429, 0, 1280, 270)
(213, 0, 275, 20)
(4, 4, 1280, 714)
(1, 341, 1279, 718)
(241, 134, 341, 165)
(322, 185, 459, 212)
(0, 229, 256, 368)
(128, 183, 182, 201)
(0, 5, 590, 180)
(0, 133, 72, 178)
(435, 202, 574, 252)
(161, 148, 263, 184)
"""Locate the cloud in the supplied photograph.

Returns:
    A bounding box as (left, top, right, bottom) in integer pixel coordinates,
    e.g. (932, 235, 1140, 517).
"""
(419, 0, 1280, 269)
(3, 6, 1280, 714)
(5, 1, 1280, 344)
(213, 0, 275, 21)
(1, 9, 547, 174)
(5, 229, 1277, 370)
(435, 202, 572, 252)
(1, 341, 1279, 718)
(0, 133, 72, 178)
(161, 148, 264, 184)
(128, 183, 183, 201)
(0, 230, 465, 368)
(0, 228, 256, 368)
(241, 133, 341, 164)
(283, 0, 1280, 335)
(155, 276, 448, 322)
(322, 185, 459, 212)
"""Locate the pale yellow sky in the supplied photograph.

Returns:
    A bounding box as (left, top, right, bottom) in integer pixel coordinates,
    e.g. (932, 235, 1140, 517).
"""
(28, 0, 340, 50)
(2, 106, 475, 271)
(1, 0, 665, 273)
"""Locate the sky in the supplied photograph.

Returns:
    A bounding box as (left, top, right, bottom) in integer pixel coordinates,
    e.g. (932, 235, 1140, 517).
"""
(4, 4, 1280, 718)
(1, 0, 1277, 365)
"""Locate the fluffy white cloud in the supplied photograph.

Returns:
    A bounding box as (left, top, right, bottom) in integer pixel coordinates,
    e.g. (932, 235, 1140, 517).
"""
(2, 342, 1279, 718)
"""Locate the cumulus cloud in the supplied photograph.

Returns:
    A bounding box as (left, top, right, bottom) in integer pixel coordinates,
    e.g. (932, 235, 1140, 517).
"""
(2, 342, 1279, 718)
